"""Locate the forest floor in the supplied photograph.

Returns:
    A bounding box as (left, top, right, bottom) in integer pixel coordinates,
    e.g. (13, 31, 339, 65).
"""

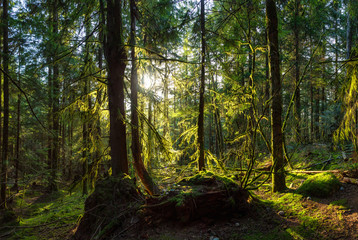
(1, 177, 357, 240)
(1, 145, 358, 240)
(128, 181, 358, 240)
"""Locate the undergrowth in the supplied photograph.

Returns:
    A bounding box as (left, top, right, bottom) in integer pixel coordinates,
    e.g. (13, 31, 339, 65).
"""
(6, 188, 85, 240)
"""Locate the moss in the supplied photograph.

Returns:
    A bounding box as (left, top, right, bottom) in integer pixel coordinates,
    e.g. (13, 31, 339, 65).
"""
(7, 190, 84, 240)
(330, 199, 348, 207)
(296, 172, 340, 198)
(179, 171, 239, 189)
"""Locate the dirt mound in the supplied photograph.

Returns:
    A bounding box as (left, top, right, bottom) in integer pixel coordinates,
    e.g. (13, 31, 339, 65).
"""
(73, 176, 143, 240)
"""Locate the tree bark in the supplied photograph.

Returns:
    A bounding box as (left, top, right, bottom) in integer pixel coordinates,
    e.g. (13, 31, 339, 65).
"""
(104, 0, 129, 175)
(346, 0, 353, 60)
(266, 0, 286, 192)
(197, 0, 206, 171)
(293, 0, 301, 142)
(1, 0, 9, 208)
(14, 49, 22, 193)
(130, 0, 158, 195)
(50, 0, 60, 192)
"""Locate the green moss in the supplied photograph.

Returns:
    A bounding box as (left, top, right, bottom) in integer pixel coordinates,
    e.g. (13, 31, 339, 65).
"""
(7, 190, 85, 240)
(329, 199, 348, 210)
(169, 191, 200, 207)
(330, 199, 347, 207)
(296, 172, 340, 198)
(179, 171, 239, 188)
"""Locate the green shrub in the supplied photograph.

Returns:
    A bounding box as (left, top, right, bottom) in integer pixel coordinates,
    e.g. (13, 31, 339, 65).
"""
(297, 172, 340, 198)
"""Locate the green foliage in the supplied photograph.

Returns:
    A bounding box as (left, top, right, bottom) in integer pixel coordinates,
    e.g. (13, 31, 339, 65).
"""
(297, 173, 341, 198)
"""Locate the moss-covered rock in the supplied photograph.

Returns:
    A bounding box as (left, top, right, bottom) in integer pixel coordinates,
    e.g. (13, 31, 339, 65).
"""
(297, 172, 341, 198)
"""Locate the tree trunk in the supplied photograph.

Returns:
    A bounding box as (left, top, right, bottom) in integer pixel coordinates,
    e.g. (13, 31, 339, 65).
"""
(293, 0, 301, 142)
(14, 53, 21, 193)
(1, 0, 9, 208)
(50, 0, 60, 192)
(104, 0, 128, 175)
(197, 0, 206, 171)
(266, 0, 286, 192)
(82, 11, 92, 195)
(346, 0, 353, 59)
(130, 0, 158, 195)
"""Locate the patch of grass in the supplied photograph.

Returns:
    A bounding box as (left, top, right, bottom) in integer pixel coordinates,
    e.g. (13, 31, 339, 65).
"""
(8, 190, 85, 240)
(259, 191, 323, 239)
(329, 199, 348, 210)
(296, 172, 340, 198)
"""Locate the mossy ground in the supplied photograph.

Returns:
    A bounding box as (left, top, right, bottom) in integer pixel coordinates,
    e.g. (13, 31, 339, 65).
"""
(297, 172, 341, 198)
(2, 144, 358, 240)
(1, 186, 85, 240)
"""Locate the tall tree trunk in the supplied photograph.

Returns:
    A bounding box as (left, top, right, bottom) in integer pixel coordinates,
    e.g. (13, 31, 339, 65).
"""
(14, 51, 22, 193)
(47, 56, 53, 183)
(1, 0, 9, 208)
(69, 118, 73, 180)
(82, 11, 92, 195)
(50, 0, 60, 192)
(130, 0, 158, 195)
(197, 0, 206, 171)
(314, 89, 320, 140)
(346, 0, 353, 60)
(147, 100, 153, 172)
(104, 0, 128, 175)
(163, 62, 169, 139)
(293, 0, 301, 142)
(266, 0, 286, 192)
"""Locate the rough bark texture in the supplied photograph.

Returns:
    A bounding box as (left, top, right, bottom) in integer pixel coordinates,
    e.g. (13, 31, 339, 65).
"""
(197, 0, 206, 171)
(45, 0, 60, 193)
(266, 0, 286, 192)
(14, 65, 21, 193)
(294, 0, 301, 142)
(130, 0, 158, 195)
(1, 0, 9, 208)
(104, 0, 128, 175)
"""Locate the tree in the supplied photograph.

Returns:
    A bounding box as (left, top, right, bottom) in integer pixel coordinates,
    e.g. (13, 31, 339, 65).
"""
(48, 0, 60, 192)
(293, 0, 301, 142)
(1, 0, 9, 208)
(130, 0, 158, 195)
(266, 0, 286, 192)
(197, 0, 206, 171)
(103, 0, 129, 176)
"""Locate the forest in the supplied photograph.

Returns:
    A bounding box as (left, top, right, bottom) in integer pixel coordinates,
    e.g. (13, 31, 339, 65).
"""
(0, 0, 358, 239)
